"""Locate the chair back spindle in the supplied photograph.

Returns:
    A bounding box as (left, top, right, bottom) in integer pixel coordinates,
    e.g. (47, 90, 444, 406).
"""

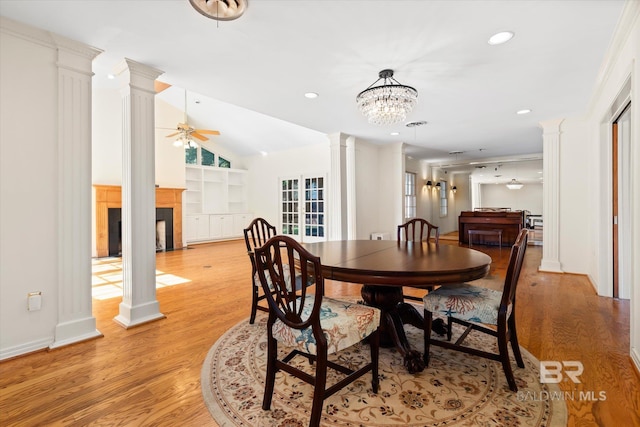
(255, 235, 323, 330)
(397, 218, 440, 244)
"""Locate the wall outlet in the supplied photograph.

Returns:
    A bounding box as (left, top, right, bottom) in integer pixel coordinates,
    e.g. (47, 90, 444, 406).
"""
(28, 292, 42, 311)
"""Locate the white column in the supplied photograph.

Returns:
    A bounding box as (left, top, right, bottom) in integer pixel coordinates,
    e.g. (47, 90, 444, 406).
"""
(346, 135, 357, 240)
(50, 36, 104, 348)
(114, 59, 165, 328)
(539, 119, 564, 273)
(328, 133, 348, 241)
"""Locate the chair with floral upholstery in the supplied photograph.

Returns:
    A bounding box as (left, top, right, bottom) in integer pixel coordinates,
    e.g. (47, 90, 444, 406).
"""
(423, 228, 528, 392)
(255, 235, 381, 427)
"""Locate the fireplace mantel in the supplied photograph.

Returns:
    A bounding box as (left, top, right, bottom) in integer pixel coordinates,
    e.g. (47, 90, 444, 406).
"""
(94, 185, 185, 257)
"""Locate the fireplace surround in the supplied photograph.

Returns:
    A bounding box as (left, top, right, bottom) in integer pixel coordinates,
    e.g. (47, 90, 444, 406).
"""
(94, 185, 184, 258)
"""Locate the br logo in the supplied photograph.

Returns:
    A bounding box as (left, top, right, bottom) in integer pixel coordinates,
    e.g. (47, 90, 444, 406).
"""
(540, 361, 583, 383)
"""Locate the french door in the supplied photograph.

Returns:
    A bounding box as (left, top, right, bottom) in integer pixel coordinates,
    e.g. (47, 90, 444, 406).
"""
(280, 175, 327, 243)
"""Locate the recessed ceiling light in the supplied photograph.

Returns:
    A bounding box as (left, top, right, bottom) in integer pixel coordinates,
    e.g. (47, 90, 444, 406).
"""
(516, 109, 531, 115)
(488, 31, 514, 45)
(390, 132, 400, 136)
(304, 92, 318, 99)
(107, 74, 115, 80)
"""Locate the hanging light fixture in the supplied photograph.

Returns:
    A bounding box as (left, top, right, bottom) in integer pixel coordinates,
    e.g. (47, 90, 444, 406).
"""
(189, 0, 247, 21)
(506, 178, 524, 190)
(173, 133, 198, 149)
(356, 69, 418, 125)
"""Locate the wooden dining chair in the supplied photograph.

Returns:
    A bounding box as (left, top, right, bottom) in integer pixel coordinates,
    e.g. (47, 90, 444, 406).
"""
(397, 218, 440, 245)
(255, 235, 381, 427)
(243, 217, 278, 324)
(397, 218, 440, 303)
(423, 228, 529, 392)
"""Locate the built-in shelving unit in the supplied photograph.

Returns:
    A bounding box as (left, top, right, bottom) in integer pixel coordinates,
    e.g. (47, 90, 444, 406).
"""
(184, 165, 251, 243)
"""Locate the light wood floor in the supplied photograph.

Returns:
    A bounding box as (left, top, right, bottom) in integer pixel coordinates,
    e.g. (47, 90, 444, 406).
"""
(0, 239, 638, 426)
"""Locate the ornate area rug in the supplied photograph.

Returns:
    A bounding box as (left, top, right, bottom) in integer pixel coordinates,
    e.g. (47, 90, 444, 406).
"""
(201, 312, 567, 427)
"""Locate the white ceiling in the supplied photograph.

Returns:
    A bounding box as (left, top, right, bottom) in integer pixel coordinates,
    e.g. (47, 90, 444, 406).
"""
(0, 0, 625, 183)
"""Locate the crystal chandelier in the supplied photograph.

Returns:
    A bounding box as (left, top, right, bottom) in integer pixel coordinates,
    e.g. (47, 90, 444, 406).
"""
(356, 69, 418, 125)
(506, 179, 524, 190)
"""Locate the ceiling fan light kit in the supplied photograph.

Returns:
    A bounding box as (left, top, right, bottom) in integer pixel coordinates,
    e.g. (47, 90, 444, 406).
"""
(356, 69, 418, 126)
(189, 0, 247, 21)
(166, 90, 220, 148)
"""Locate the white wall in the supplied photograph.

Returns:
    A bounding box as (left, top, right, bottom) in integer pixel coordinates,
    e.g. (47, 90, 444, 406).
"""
(244, 142, 331, 231)
(0, 21, 60, 356)
(577, 0, 639, 371)
(92, 88, 122, 185)
(154, 98, 189, 188)
(1, 18, 102, 358)
(405, 157, 436, 227)
(354, 139, 385, 239)
(92, 92, 215, 188)
(428, 169, 464, 234)
(556, 119, 591, 274)
(452, 172, 472, 228)
(480, 183, 543, 214)
(378, 143, 405, 236)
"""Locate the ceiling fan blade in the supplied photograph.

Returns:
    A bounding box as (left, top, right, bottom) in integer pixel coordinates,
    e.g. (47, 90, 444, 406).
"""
(194, 129, 220, 135)
(165, 132, 180, 138)
(191, 132, 209, 141)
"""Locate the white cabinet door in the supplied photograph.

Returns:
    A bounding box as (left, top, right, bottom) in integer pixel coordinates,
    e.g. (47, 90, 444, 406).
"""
(233, 213, 252, 237)
(186, 215, 210, 241)
(210, 215, 234, 239)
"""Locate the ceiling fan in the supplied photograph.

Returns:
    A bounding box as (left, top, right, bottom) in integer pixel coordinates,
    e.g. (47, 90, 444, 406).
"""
(165, 89, 220, 148)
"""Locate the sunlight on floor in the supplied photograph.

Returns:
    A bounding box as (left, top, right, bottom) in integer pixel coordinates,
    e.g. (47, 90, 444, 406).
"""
(91, 257, 191, 300)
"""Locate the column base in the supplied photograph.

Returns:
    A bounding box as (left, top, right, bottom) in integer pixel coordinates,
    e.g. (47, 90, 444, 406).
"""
(539, 259, 563, 273)
(50, 316, 103, 349)
(114, 300, 165, 329)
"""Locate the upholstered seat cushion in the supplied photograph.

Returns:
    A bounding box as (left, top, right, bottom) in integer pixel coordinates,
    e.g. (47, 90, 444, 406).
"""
(272, 298, 381, 355)
(423, 283, 511, 325)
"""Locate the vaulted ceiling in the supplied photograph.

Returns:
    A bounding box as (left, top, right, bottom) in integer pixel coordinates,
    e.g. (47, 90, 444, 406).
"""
(0, 0, 626, 182)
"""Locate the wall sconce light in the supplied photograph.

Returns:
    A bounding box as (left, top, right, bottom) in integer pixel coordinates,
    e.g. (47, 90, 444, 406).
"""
(426, 180, 433, 189)
(452, 185, 457, 194)
(435, 182, 441, 189)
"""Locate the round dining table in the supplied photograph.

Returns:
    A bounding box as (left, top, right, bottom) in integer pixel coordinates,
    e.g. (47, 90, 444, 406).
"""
(301, 239, 492, 373)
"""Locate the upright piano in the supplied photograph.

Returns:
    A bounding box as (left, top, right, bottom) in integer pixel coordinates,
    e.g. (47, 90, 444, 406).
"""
(458, 210, 525, 246)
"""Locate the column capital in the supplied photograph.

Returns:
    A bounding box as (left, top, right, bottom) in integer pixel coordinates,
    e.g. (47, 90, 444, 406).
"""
(328, 132, 349, 147)
(115, 58, 164, 93)
(539, 119, 565, 134)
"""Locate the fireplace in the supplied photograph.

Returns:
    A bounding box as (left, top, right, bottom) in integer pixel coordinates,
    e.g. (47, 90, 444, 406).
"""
(107, 208, 175, 256)
(94, 185, 184, 258)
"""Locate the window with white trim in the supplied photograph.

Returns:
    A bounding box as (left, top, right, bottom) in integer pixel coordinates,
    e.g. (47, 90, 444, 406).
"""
(405, 172, 416, 219)
(439, 181, 448, 217)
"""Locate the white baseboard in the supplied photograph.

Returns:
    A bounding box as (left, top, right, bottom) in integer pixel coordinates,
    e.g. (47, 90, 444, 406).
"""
(0, 337, 51, 361)
(631, 347, 640, 376)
